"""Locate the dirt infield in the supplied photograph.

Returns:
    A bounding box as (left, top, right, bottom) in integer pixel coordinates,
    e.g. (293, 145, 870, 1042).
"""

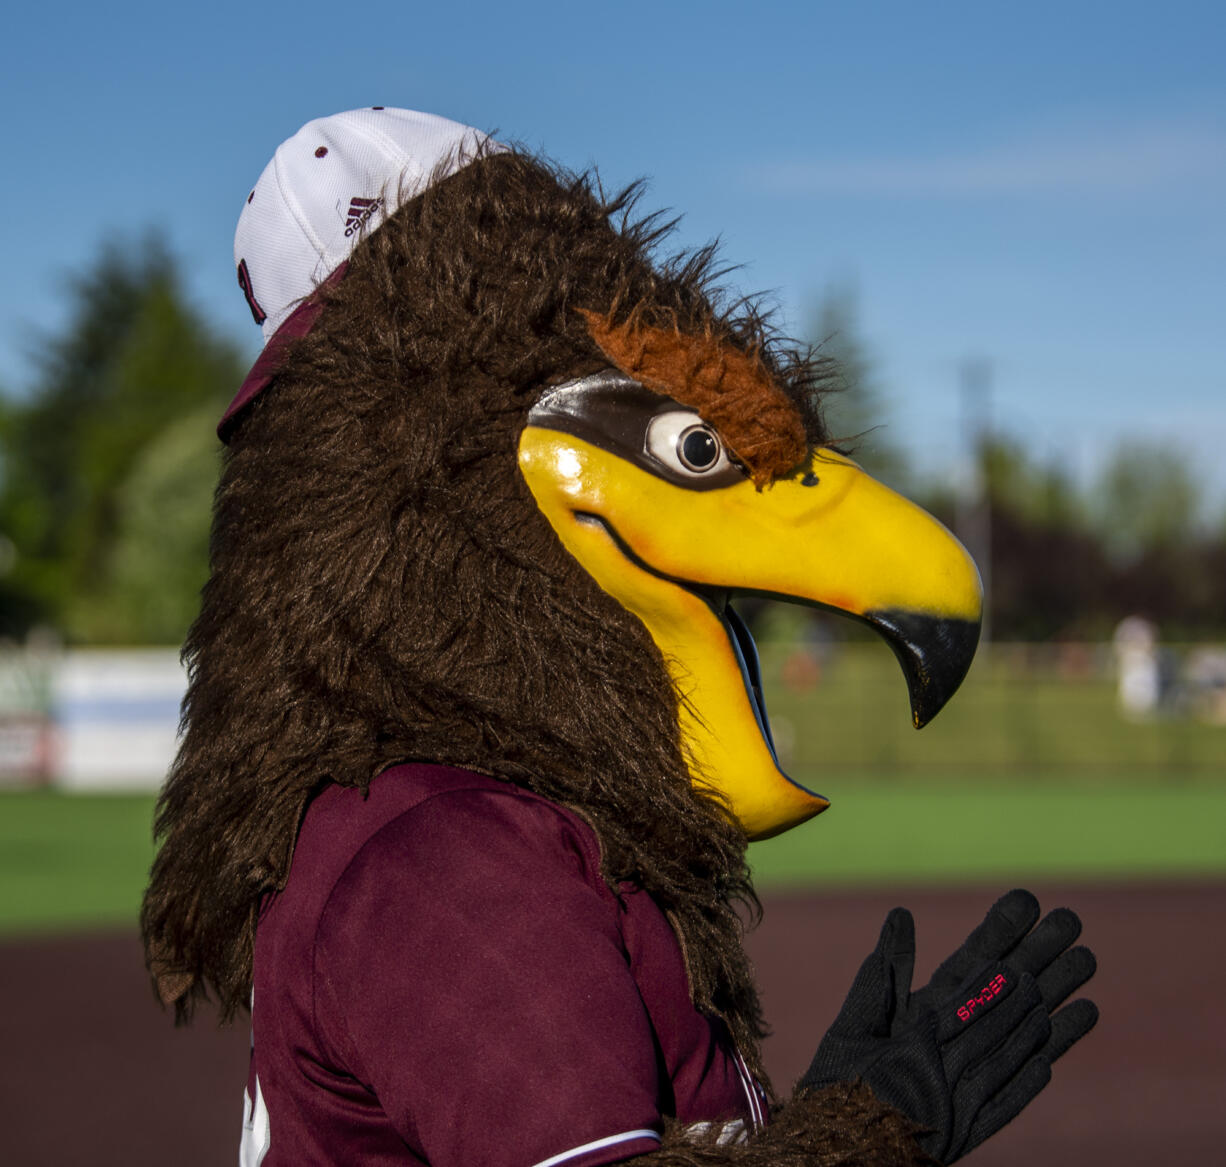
(2, 881, 1221, 1165)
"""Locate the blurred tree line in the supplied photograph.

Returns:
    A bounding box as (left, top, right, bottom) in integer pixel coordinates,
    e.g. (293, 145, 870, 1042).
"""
(0, 253, 1220, 646)
(816, 285, 1226, 642)
(0, 236, 244, 644)
(924, 437, 1224, 641)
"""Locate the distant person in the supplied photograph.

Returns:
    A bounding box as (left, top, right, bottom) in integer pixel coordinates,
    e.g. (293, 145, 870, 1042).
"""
(1113, 615, 1161, 717)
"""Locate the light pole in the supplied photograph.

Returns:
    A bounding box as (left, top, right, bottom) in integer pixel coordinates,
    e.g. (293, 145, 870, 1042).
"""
(957, 359, 992, 647)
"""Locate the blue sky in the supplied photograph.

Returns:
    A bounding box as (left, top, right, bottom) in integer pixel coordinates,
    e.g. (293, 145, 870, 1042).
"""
(5, 0, 1224, 511)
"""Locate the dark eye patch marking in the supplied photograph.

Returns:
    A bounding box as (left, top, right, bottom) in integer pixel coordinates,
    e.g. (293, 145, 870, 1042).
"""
(527, 370, 747, 491)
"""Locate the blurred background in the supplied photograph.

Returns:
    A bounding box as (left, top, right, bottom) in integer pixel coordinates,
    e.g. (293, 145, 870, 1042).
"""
(1, 1, 1223, 1163)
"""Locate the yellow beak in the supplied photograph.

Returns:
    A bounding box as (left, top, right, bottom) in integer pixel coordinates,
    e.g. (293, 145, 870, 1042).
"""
(518, 429, 982, 840)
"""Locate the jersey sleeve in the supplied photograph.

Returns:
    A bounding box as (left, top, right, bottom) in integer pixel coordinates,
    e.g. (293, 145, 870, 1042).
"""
(313, 786, 665, 1167)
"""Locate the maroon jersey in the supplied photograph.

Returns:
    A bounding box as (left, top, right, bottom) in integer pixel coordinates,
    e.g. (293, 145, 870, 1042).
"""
(242, 763, 764, 1166)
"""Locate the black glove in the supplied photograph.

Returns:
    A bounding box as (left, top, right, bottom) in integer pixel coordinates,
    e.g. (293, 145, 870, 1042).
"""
(799, 889, 1098, 1164)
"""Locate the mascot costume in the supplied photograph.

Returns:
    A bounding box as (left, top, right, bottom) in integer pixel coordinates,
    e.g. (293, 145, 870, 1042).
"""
(141, 108, 1098, 1166)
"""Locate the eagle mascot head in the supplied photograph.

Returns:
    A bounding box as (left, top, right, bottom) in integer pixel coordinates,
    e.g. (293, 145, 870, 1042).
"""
(141, 110, 980, 1089)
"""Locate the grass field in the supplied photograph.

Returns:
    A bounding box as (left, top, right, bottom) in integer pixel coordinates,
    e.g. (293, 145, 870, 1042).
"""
(2, 640, 1223, 935)
(0, 791, 157, 935)
(2, 775, 1224, 936)
(748, 777, 1226, 886)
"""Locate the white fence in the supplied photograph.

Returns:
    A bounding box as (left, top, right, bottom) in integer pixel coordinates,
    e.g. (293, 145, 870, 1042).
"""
(0, 648, 185, 791)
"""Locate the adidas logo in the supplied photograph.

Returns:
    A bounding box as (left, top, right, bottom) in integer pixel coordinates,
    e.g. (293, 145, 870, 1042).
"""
(343, 196, 383, 238)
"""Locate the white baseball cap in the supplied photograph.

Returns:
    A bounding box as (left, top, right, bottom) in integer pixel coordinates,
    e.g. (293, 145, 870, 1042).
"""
(223, 106, 497, 436)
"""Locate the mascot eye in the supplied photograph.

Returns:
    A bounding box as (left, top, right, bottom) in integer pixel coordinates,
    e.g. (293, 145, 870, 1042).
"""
(679, 426, 720, 470)
(646, 412, 731, 478)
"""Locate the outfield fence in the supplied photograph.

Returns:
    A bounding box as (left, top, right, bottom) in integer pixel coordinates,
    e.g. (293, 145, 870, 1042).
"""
(0, 639, 1222, 792)
(755, 635, 1226, 779)
(0, 648, 186, 791)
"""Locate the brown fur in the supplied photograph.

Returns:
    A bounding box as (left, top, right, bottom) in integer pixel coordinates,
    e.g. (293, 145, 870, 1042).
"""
(650, 1083, 938, 1165)
(580, 308, 808, 486)
(140, 146, 923, 1159)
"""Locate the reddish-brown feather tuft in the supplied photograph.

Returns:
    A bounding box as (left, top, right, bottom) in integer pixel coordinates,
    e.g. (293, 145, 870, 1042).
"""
(579, 307, 808, 487)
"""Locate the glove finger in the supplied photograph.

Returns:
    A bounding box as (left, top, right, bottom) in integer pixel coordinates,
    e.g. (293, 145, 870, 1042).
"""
(1035, 944, 1096, 1011)
(1045, 997, 1099, 1063)
(959, 1054, 1052, 1162)
(1008, 906, 1082, 978)
(829, 908, 912, 1037)
(885, 905, 917, 1019)
(925, 889, 1040, 998)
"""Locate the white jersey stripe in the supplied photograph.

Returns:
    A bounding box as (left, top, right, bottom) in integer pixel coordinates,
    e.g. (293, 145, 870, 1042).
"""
(733, 1050, 765, 1129)
(530, 1128, 661, 1167)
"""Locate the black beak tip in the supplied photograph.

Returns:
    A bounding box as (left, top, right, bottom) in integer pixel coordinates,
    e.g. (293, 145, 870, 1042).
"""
(865, 610, 982, 729)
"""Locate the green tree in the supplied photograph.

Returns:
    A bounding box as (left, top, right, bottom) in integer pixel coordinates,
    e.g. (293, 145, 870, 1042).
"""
(980, 436, 1084, 530)
(1091, 442, 1200, 563)
(0, 235, 246, 642)
(69, 405, 223, 643)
